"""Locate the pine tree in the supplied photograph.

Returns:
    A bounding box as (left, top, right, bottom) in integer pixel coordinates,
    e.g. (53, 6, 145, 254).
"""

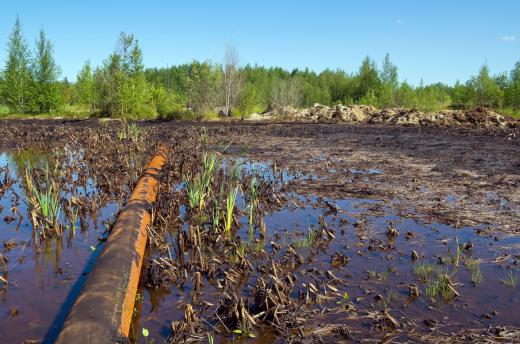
(2, 17, 32, 113)
(32, 29, 62, 113)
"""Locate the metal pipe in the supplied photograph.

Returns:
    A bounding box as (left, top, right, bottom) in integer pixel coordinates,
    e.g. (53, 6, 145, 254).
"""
(55, 144, 168, 344)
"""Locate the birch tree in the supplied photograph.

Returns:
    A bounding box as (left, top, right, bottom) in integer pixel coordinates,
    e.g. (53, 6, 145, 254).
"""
(222, 44, 243, 116)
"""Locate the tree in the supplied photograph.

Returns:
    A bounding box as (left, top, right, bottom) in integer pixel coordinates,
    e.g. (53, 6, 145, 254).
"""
(355, 56, 381, 101)
(94, 32, 155, 118)
(381, 53, 398, 89)
(378, 54, 398, 108)
(75, 61, 96, 111)
(468, 64, 502, 108)
(2, 17, 32, 113)
(222, 43, 243, 116)
(505, 61, 520, 110)
(395, 81, 417, 108)
(271, 77, 302, 108)
(32, 29, 63, 113)
(187, 61, 221, 118)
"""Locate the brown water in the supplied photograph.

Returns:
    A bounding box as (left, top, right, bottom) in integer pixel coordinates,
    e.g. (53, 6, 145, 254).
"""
(0, 150, 518, 343)
(130, 159, 520, 343)
(0, 151, 119, 343)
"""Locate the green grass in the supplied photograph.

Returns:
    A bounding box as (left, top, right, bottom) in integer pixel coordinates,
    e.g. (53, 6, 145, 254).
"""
(465, 258, 483, 285)
(24, 164, 62, 237)
(224, 186, 238, 236)
(293, 226, 320, 248)
(499, 107, 520, 119)
(413, 263, 437, 281)
(501, 270, 518, 288)
(248, 176, 259, 234)
(425, 270, 457, 301)
(117, 120, 143, 142)
(413, 263, 458, 301)
(184, 153, 219, 211)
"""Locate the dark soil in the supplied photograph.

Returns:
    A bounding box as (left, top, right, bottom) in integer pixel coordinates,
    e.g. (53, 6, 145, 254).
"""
(0, 119, 518, 343)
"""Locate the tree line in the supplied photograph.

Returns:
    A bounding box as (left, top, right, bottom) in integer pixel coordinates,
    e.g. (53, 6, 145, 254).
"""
(1, 18, 520, 119)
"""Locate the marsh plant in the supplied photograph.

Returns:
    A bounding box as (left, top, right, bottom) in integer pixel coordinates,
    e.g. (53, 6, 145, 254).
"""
(184, 153, 219, 211)
(24, 164, 62, 237)
(224, 186, 238, 236)
(465, 258, 483, 285)
(501, 270, 518, 288)
(117, 119, 142, 142)
(425, 271, 457, 301)
(293, 226, 320, 248)
(247, 176, 260, 234)
(413, 263, 437, 281)
(211, 185, 224, 232)
(414, 262, 458, 301)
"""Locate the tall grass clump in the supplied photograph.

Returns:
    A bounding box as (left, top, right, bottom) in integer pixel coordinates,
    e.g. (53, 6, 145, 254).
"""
(224, 186, 238, 236)
(247, 176, 259, 234)
(24, 164, 62, 237)
(223, 161, 241, 236)
(293, 226, 320, 248)
(117, 119, 142, 142)
(184, 153, 219, 211)
(465, 258, 483, 285)
(501, 270, 518, 288)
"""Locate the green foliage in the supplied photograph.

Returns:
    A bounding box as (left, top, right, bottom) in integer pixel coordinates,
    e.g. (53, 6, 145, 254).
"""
(31, 29, 63, 113)
(93, 32, 156, 118)
(293, 226, 320, 248)
(117, 119, 142, 142)
(184, 153, 219, 211)
(153, 85, 190, 120)
(2, 17, 33, 113)
(186, 61, 222, 118)
(501, 270, 518, 288)
(2, 19, 520, 118)
(355, 56, 381, 101)
(465, 258, 483, 285)
(467, 64, 503, 108)
(75, 61, 96, 111)
(24, 163, 62, 237)
(236, 83, 263, 116)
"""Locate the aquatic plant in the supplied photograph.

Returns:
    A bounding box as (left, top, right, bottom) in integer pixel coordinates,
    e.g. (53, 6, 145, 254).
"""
(211, 185, 224, 232)
(425, 270, 457, 301)
(68, 204, 79, 234)
(293, 226, 320, 248)
(117, 119, 142, 142)
(224, 186, 238, 235)
(24, 164, 62, 237)
(465, 258, 483, 285)
(449, 238, 462, 267)
(413, 263, 437, 281)
(247, 176, 259, 234)
(184, 152, 219, 211)
(501, 270, 518, 288)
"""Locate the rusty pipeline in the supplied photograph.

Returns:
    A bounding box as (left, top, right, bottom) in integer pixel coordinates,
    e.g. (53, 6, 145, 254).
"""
(55, 144, 168, 344)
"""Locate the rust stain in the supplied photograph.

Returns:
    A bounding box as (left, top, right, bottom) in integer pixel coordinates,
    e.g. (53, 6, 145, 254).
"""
(56, 144, 167, 344)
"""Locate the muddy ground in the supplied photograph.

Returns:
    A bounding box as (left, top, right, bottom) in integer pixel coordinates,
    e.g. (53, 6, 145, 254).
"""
(2, 119, 518, 232)
(0, 119, 519, 343)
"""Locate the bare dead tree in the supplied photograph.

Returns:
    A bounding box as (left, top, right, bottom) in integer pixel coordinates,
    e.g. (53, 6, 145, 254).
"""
(222, 43, 243, 116)
(271, 78, 302, 109)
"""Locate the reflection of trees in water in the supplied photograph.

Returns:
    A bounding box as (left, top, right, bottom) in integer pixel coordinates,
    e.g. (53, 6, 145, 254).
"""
(8, 149, 54, 177)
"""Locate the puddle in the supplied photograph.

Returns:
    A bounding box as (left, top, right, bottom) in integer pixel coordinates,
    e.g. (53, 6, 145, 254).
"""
(0, 150, 119, 343)
(133, 158, 520, 343)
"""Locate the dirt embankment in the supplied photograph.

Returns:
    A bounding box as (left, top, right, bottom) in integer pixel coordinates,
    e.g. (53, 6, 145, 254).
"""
(250, 104, 520, 129)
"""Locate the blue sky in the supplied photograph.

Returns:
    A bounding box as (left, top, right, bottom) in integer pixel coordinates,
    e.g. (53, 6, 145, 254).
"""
(0, 1, 518, 85)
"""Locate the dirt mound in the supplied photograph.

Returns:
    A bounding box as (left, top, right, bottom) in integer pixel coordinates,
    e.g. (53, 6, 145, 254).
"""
(254, 104, 519, 129)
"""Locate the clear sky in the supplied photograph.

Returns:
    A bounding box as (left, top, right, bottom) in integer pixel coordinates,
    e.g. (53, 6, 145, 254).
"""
(0, 0, 518, 85)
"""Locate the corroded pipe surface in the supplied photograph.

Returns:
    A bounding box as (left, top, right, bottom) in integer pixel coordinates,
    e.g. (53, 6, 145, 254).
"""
(55, 145, 167, 344)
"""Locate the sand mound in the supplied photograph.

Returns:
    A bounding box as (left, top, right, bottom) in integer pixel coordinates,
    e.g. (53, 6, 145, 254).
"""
(252, 104, 519, 129)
